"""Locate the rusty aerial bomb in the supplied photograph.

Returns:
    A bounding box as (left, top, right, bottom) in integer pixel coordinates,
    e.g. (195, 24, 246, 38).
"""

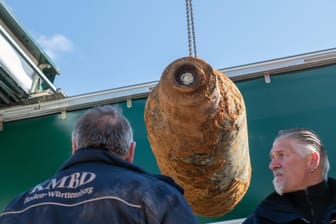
(144, 56, 251, 217)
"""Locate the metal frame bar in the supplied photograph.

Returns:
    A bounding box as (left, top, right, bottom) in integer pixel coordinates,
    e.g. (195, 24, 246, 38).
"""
(221, 48, 336, 81)
(0, 81, 156, 122)
(0, 25, 58, 93)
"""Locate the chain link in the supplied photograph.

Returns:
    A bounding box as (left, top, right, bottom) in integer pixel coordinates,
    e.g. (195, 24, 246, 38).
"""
(185, 0, 197, 57)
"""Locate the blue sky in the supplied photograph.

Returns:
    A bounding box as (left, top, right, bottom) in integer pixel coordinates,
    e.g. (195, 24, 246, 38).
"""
(2, 0, 336, 96)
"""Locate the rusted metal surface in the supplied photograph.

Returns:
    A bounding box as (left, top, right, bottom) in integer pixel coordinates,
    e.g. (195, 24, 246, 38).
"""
(144, 57, 251, 217)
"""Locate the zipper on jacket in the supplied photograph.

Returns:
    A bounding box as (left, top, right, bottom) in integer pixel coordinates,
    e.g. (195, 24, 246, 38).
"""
(304, 189, 315, 224)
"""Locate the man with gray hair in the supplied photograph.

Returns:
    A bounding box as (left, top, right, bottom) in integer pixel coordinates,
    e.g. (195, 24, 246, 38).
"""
(244, 128, 336, 223)
(0, 105, 198, 224)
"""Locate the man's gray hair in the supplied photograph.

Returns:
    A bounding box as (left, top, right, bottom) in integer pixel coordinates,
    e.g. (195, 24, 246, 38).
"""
(72, 105, 133, 156)
(274, 128, 330, 180)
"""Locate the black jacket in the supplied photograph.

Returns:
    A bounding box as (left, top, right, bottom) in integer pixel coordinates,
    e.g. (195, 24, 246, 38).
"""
(0, 148, 198, 224)
(243, 178, 336, 224)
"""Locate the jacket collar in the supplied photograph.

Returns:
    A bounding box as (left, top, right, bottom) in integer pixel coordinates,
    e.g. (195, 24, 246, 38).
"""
(256, 179, 335, 223)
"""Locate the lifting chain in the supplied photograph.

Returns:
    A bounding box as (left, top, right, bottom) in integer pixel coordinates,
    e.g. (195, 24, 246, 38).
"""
(185, 0, 197, 57)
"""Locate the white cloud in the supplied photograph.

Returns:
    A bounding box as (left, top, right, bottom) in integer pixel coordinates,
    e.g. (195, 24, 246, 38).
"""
(37, 34, 73, 60)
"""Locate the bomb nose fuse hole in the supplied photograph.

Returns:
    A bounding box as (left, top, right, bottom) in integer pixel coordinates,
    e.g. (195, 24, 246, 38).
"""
(174, 64, 198, 86)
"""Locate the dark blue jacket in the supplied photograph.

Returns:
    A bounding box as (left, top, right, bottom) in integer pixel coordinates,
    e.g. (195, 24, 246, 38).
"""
(0, 148, 198, 224)
(243, 178, 336, 224)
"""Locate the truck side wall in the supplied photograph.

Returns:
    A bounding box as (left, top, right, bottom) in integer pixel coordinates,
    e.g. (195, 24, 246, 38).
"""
(1, 64, 336, 223)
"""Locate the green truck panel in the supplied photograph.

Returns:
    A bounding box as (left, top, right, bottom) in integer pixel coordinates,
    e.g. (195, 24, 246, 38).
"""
(1, 62, 336, 223)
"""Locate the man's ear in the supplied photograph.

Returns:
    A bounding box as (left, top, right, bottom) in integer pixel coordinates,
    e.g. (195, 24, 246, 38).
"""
(310, 151, 320, 170)
(72, 139, 77, 155)
(125, 142, 136, 163)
